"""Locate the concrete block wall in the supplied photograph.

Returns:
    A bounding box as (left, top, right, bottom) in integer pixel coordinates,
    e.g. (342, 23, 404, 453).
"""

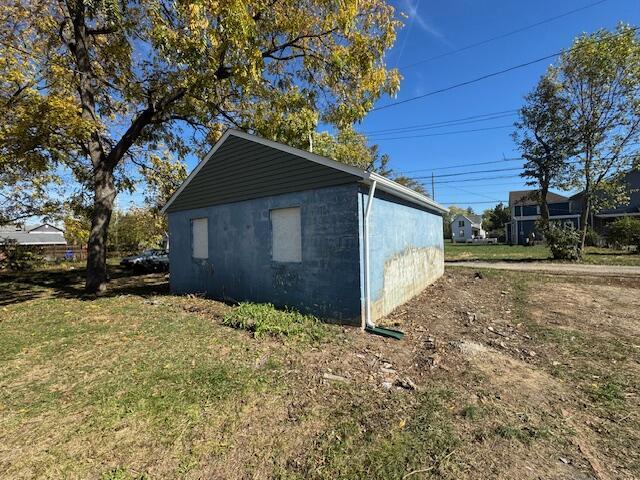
(168, 183, 362, 324)
(358, 188, 444, 322)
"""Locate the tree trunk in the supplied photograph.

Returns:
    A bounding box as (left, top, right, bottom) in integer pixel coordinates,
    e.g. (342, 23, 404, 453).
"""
(85, 166, 116, 293)
(579, 194, 590, 251)
(539, 182, 550, 229)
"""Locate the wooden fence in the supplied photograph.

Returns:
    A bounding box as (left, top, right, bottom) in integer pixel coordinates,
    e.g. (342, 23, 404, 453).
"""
(39, 245, 88, 261)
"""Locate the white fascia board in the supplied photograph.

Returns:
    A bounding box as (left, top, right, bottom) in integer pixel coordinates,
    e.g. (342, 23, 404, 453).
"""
(366, 172, 449, 214)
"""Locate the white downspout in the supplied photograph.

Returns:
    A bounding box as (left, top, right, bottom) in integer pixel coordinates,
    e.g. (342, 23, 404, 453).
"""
(363, 179, 377, 330)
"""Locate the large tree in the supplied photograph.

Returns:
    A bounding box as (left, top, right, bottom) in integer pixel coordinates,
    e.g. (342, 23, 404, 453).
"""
(513, 72, 575, 228)
(482, 202, 511, 236)
(558, 25, 640, 248)
(0, 0, 401, 292)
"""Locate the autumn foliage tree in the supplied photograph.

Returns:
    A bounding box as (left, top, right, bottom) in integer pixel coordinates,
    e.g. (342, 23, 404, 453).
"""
(560, 25, 640, 249)
(0, 0, 401, 292)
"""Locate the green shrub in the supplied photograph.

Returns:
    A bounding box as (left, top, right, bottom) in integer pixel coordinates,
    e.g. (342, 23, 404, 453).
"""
(222, 303, 326, 341)
(544, 224, 582, 261)
(608, 216, 640, 248)
(584, 227, 604, 247)
(0, 242, 45, 271)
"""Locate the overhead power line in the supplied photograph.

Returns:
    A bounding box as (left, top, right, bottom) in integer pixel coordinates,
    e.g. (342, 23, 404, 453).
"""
(367, 113, 517, 137)
(434, 174, 523, 184)
(398, 144, 639, 176)
(400, 157, 523, 174)
(399, 0, 610, 69)
(373, 25, 640, 112)
(436, 180, 529, 189)
(367, 125, 513, 140)
(417, 166, 524, 179)
(362, 109, 519, 135)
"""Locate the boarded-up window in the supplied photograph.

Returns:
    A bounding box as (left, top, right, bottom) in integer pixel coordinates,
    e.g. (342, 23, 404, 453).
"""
(271, 207, 301, 262)
(191, 218, 208, 259)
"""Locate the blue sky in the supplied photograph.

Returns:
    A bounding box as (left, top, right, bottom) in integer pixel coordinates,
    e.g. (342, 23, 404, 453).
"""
(356, 0, 639, 212)
(119, 0, 639, 213)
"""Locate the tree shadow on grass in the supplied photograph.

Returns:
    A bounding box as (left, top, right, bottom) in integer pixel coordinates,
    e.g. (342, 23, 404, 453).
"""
(0, 266, 169, 307)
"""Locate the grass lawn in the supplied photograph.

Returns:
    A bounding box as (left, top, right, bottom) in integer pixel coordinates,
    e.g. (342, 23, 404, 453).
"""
(1, 265, 639, 478)
(445, 242, 640, 266)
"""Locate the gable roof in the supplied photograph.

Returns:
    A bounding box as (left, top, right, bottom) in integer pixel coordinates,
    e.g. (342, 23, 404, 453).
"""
(451, 213, 482, 226)
(27, 223, 64, 233)
(161, 129, 448, 215)
(509, 190, 569, 207)
(0, 223, 67, 245)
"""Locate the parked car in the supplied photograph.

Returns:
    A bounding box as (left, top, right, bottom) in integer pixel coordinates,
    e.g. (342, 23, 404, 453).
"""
(137, 252, 169, 273)
(120, 249, 166, 269)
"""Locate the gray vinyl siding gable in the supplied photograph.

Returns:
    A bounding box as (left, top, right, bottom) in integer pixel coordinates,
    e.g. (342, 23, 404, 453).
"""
(166, 135, 360, 213)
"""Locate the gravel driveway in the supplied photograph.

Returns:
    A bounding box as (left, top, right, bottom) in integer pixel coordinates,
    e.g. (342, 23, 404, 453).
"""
(446, 260, 640, 277)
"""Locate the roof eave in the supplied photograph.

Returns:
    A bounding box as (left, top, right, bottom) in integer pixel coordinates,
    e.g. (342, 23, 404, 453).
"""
(366, 172, 449, 214)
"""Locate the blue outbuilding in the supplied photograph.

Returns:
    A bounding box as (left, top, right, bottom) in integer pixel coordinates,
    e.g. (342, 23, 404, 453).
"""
(161, 129, 448, 329)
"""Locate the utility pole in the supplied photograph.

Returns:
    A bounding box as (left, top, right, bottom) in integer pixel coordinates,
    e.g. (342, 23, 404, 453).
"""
(431, 172, 435, 200)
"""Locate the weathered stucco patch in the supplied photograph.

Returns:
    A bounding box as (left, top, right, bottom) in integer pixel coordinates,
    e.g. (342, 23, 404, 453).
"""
(372, 246, 444, 321)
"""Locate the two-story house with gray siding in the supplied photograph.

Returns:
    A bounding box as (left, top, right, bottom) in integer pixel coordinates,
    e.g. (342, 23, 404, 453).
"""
(570, 169, 640, 233)
(505, 190, 581, 245)
(505, 169, 639, 244)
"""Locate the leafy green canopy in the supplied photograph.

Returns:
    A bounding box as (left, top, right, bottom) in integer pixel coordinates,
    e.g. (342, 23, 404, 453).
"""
(0, 0, 401, 222)
(559, 25, 640, 213)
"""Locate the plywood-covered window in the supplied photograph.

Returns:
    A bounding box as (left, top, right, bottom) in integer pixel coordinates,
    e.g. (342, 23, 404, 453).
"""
(271, 207, 301, 262)
(191, 217, 208, 259)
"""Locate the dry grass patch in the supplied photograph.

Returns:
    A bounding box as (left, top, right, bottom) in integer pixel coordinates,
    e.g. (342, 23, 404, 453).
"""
(2, 264, 640, 479)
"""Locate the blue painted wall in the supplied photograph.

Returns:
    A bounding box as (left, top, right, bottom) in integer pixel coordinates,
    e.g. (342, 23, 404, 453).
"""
(358, 188, 445, 320)
(168, 183, 362, 324)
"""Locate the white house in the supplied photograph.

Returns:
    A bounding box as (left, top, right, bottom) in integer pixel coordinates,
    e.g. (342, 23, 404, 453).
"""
(451, 214, 485, 243)
(0, 223, 67, 246)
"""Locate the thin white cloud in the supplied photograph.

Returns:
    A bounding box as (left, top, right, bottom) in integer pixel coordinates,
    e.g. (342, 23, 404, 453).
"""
(401, 0, 455, 49)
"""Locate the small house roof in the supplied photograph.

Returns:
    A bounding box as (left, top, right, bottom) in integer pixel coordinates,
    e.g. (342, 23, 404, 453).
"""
(451, 213, 482, 226)
(0, 223, 67, 245)
(26, 223, 64, 233)
(509, 190, 568, 206)
(161, 129, 448, 215)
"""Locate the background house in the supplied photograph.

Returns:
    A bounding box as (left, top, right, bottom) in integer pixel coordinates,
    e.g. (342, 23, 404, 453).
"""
(162, 129, 448, 328)
(505, 169, 639, 244)
(505, 191, 581, 245)
(571, 169, 640, 234)
(451, 214, 485, 242)
(0, 223, 67, 246)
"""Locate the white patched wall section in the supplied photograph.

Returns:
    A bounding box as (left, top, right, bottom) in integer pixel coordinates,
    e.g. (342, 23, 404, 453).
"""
(372, 246, 444, 320)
